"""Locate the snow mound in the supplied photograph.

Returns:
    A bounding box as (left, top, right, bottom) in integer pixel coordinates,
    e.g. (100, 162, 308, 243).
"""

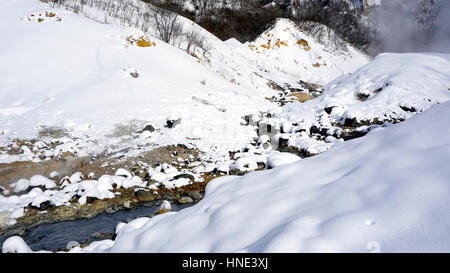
(2, 236, 33, 253)
(70, 101, 450, 253)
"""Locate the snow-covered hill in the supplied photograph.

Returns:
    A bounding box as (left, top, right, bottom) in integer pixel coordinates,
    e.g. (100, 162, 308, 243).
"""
(0, 0, 369, 165)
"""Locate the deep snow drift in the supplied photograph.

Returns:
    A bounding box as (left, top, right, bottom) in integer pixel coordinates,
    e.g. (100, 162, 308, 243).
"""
(62, 100, 450, 253)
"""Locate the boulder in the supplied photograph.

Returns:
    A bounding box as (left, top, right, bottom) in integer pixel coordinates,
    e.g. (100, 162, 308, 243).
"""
(135, 189, 155, 202)
(177, 196, 194, 204)
(188, 190, 202, 201)
(173, 173, 195, 182)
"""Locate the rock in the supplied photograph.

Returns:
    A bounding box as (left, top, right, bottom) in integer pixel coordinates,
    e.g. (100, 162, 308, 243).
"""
(356, 92, 370, 101)
(400, 106, 417, 113)
(85, 197, 98, 204)
(166, 118, 182, 129)
(122, 200, 133, 209)
(324, 106, 336, 115)
(188, 190, 202, 201)
(91, 232, 113, 239)
(229, 168, 247, 176)
(17, 228, 26, 236)
(139, 124, 155, 133)
(157, 200, 171, 214)
(278, 135, 289, 149)
(173, 173, 195, 182)
(135, 189, 155, 202)
(177, 196, 194, 204)
(33, 200, 52, 210)
(244, 115, 251, 125)
(130, 71, 139, 78)
(66, 241, 80, 250)
(309, 125, 321, 135)
(105, 206, 119, 214)
(343, 118, 359, 128)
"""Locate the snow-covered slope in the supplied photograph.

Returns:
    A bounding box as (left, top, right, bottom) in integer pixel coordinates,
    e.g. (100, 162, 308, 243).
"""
(263, 53, 450, 155)
(0, 0, 369, 165)
(244, 18, 369, 85)
(0, 0, 272, 163)
(60, 100, 450, 253)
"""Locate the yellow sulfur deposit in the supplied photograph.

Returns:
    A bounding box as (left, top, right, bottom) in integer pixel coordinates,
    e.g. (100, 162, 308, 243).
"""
(126, 36, 156, 47)
(297, 39, 311, 51)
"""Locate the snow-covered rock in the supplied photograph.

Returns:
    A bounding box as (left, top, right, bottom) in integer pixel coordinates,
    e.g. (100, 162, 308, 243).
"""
(267, 52, 450, 155)
(2, 236, 33, 253)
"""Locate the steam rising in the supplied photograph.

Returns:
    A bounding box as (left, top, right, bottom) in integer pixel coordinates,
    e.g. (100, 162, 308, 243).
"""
(368, 0, 450, 53)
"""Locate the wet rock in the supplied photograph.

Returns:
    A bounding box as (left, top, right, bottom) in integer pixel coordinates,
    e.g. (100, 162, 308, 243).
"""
(229, 168, 247, 176)
(188, 190, 202, 201)
(157, 200, 171, 214)
(177, 196, 194, 204)
(135, 189, 155, 202)
(166, 118, 182, 129)
(66, 241, 80, 250)
(173, 173, 195, 182)
(17, 228, 26, 236)
(122, 200, 133, 209)
(91, 232, 114, 239)
(105, 206, 119, 214)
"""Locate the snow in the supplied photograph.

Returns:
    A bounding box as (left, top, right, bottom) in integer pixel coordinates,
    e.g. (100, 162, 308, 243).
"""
(266, 152, 301, 168)
(0, 0, 370, 170)
(13, 179, 30, 193)
(29, 175, 56, 189)
(263, 52, 450, 155)
(2, 236, 33, 253)
(1, 0, 448, 253)
(67, 101, 450, 253)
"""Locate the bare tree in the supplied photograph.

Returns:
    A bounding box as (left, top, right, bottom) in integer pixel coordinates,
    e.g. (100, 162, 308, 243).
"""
(149, 7, 183, 45)
(192, 0, 215, 20)
(184, 29, 211, 57)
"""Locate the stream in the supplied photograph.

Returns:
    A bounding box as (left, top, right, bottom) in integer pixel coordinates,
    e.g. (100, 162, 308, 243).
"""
(0, 201, 193, 252)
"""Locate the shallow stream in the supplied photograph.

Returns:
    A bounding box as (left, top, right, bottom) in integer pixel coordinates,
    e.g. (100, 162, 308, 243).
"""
(0, 201, 192, 252)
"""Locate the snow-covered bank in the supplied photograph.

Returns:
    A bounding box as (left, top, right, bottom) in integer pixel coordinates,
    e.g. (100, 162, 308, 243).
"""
(263, 53, 450, 155)
(59, 100, 450, 253)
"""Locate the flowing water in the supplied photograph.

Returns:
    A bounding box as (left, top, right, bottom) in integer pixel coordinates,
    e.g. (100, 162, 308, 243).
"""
(0, 201, 193, 252)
